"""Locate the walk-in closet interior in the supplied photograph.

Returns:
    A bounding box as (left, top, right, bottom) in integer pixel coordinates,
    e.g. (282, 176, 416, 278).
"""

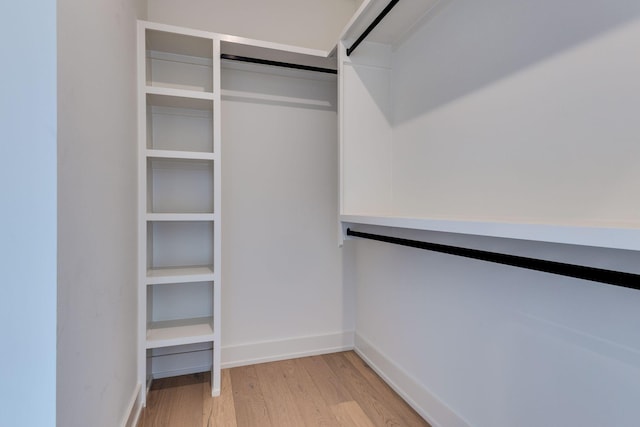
(4, 0, 640, 426)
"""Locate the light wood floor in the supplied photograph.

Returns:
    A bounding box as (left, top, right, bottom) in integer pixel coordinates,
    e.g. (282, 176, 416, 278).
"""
(138, 351, 430, 427)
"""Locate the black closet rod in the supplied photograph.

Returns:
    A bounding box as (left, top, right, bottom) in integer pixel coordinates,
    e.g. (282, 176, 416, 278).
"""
(220, 54, 337, 74)
(346, 0, 400, 56)
(346, 228, 640, 291)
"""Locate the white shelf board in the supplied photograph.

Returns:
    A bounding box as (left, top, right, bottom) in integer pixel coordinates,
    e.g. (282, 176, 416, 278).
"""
(146, 317, 214, 349)
(146, 213, 216, 221)
(146, 149, 215, 161)
(219, 33, 331, 59)
(142, 19, 333, 59)
(220, 89, 333, 108)
(146, 86, 214, 111)
(339, 0, 440, 47)
(147, 266, 215, 285)
(341, 214, 640, 251)
(142, 20, 219, 53)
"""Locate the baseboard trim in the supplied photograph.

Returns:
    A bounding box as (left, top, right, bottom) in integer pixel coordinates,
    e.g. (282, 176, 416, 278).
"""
(354, 333, 471, 427)
(120, 382, 142, 427)
(221, 331, 355, 369)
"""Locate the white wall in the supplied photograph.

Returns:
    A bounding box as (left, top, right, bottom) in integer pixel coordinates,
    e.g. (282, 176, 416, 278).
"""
(354, 227, 640, 427)
(220, 64, 354, 366)
(0, 2, 57, 426)
(392, 0, 640, 227)
(351, 1, 640, 426)
(147, 0, 361, 51)
(57, 0, 146, 426)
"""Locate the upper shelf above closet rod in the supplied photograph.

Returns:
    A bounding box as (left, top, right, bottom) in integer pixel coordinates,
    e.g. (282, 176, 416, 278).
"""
(340, 0, 440, 54)
(346, 0, 399, 56)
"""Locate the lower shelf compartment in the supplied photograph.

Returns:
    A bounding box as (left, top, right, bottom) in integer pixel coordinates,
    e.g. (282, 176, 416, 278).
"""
(146, 342, 214, 380)
(146, 317, 215, 349)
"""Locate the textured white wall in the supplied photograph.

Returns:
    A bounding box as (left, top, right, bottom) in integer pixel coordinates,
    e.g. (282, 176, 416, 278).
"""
(0, 1, 57, 425)
(57, 0, 145, 426)
(147, 0, 361, 51)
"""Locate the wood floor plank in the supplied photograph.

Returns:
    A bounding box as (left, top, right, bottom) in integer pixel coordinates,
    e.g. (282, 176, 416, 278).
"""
(138, 352, 430, 427)
(139, 374, 205, 427)
(297, 354, 355, 406)
(229, 364, 272, 427)
(323, 352, 413, 427)
(253, 360, 306, 426)
(330, 401, 377, 427)
(204, 370, 237, 427)
(343, 352, 430, 427)
(282, 357, 342, 426)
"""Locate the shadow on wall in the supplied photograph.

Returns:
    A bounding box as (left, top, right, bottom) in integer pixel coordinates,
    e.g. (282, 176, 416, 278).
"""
(391, 0, 640, 125)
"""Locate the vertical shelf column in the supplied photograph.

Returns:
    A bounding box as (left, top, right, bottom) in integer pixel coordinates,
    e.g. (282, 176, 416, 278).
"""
(137, 20, 222, 406)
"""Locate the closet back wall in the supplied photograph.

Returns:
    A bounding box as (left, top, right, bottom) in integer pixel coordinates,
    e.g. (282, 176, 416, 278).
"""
(220, 65, 352, 366)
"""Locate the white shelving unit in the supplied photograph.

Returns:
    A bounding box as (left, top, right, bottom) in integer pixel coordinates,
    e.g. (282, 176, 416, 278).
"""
(137, 21, 222, 404)
(137, 19, 337, 407)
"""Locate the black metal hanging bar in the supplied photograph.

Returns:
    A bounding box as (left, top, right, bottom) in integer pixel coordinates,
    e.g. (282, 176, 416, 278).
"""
(346, 228, 640, 290)
(346, 0, 400, 56)
(220, 54, 337, 74)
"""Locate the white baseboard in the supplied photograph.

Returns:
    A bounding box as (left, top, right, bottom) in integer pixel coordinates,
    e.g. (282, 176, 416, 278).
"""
(120, 383, 142, 427)
(221, 331, 355, 368)
(354, 333, 471, 427)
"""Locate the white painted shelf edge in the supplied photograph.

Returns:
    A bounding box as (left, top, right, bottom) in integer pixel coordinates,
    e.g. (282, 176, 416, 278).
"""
(147, 149, 216, 161)
(146, 317, 215, 349)
(146, 213, 216, 221)
(221, 89, 333, 108)
(146, 85, 215, 100)
(146, 266, 215, 285)
(141, 20, 333, 59)
(340, 214, 640, 251)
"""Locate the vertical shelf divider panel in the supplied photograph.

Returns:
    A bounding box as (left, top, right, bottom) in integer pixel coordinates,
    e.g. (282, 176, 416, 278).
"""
(212, 34, 222, 398)
(137, 20, 222, 405)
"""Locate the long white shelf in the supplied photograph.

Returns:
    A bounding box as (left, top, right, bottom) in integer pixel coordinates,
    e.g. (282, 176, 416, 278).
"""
(146, 87, 215, 111)
(147, 266, 215, 285)
(146, 149, 216, 161)
(221, 89, 333, 108)
(341, 214, 640, 251)
(146, 317, 215, 349)
(142, 19, 333, 59)
(146, 213, 216, 221)
(146, 85, 214, 100)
